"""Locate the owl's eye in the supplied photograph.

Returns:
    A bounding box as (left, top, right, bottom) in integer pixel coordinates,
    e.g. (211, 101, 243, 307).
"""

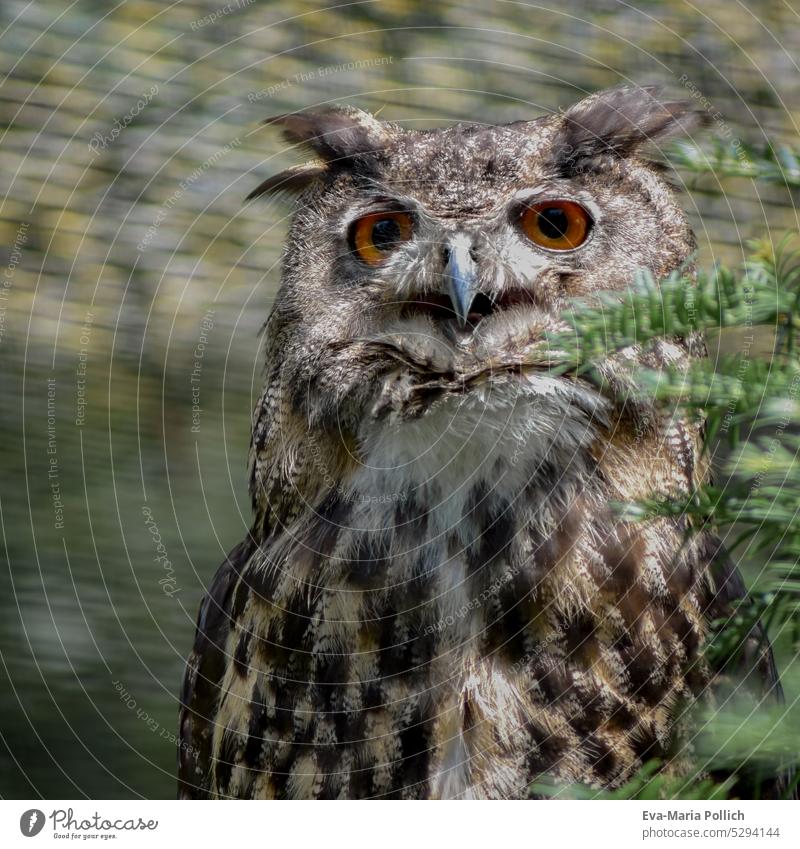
(519, 200, 592, 251)
(351, 211, 413, 265)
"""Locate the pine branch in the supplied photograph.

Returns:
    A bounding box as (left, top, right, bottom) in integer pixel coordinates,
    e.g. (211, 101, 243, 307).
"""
(530, 759, 736, 800)
(548, 238, 800, 653)
(669, 138, 800, 188)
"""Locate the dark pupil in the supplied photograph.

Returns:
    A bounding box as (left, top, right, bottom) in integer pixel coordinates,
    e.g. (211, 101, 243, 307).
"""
(371, 218, 402, 251)
(537, 207, 568, 240)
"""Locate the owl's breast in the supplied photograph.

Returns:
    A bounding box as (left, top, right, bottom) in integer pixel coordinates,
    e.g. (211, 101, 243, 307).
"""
(212, 378, 709, 798)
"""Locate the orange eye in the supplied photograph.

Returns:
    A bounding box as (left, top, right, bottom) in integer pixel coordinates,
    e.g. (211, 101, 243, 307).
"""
(351, 211, 413, 265)
(519, 200, 592, 251)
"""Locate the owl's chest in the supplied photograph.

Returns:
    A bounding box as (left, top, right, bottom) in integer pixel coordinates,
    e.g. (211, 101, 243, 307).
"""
(345, 381, 599, 635)
(244, 497, 706, 799)
(222, 393, 709, 798)
(351, 515, 702, 799)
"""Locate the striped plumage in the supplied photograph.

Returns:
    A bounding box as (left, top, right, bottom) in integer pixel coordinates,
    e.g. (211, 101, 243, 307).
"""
(179, 87, 784, 799)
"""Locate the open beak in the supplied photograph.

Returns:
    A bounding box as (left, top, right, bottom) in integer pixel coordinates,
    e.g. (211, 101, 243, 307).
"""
(443, 234, 480, 328)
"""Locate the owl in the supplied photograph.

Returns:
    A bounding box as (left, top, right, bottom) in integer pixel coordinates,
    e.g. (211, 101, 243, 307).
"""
(178, 86, 786, 799)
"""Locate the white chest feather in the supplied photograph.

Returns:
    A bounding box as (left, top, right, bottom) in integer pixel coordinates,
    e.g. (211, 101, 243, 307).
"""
(348, 374, 606, 534)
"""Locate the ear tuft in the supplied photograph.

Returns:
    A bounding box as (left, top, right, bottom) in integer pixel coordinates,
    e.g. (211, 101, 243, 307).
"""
(246, 105, 392, 201)
(553, 85, 710, 173)
(245, 161, 327, 201)
(265, 105, 391, 164)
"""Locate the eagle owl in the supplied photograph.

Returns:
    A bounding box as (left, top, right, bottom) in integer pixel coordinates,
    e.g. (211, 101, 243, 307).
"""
(179, 87, 784, 799)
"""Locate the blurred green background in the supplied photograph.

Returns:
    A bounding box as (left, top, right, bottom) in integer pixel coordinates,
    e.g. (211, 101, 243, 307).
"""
(1, 0, 799, 798)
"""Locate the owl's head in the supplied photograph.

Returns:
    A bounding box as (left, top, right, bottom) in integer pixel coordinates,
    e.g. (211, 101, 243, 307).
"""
(251, 87, 706, 436)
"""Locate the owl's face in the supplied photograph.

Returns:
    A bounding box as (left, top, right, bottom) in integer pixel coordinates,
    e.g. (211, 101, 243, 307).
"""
(252, 87, 704, 434)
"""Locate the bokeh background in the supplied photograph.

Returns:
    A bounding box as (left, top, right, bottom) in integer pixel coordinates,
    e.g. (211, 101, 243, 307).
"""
(1, 0, 799, 798)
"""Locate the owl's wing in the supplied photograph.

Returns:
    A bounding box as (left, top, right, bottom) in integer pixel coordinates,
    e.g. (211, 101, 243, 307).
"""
(178, 537, 255, 799)
(697, 532, 794, 798)
(178, 349, 338, 797)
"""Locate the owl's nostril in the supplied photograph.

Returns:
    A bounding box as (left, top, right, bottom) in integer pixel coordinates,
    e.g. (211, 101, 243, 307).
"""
(441, 244, 478, 267)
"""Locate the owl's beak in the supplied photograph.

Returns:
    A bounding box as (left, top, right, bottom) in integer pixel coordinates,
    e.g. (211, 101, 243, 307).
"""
(443, 235, 480, 329)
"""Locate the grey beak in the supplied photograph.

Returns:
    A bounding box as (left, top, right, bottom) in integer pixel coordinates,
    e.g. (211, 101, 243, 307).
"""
(443, 234, 479, 328)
